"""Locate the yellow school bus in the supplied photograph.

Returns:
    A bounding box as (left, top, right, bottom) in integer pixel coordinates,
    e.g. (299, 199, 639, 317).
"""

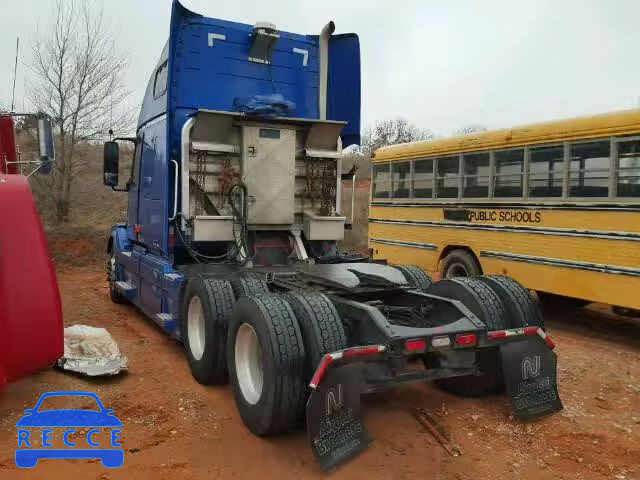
(369, 109, 640, 311)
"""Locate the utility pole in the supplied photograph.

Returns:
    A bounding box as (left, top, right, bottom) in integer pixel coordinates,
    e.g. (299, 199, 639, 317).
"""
(11, 37, 19, 112)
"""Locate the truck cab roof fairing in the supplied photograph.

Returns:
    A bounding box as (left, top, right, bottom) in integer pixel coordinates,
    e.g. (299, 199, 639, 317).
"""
(164, 0, 360, 148)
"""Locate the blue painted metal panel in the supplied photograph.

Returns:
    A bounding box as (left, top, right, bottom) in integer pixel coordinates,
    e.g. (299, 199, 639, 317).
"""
(167, 3, 320, 118)
(139, 253, 170, 315)
(328, 34, 361, 147)
(137, 119, 168, 253)
(126, 139, 142, 229)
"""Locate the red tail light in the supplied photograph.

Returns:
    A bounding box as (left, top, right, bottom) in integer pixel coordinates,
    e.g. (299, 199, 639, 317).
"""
(454, 334, 477, 346)
(404, 339, 427, 353)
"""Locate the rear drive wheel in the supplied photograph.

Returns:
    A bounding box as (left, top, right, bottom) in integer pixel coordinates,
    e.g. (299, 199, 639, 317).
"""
(441, 249, 482, 278)
(231, 272, 269, 298)
(227, 294, 306, 436)
(285, 292, 347, 381)
(106, 250, 127, 304)
(428, 277, 508, 396)
(180, 277, 235, 385)
(394, 265, 433, 291)
(476, 275, 544, 329)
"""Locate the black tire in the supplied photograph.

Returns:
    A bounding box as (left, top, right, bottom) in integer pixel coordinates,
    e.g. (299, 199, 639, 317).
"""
(106, 250, 127, 304)
(476, 276, 544, 330)
(180, 277, 235, 385)
(441, 249, 482, 278)
(428, 277, 506, 331)
(285, 292, 347, 381)
(231, 272, 269, 298)
(537, 292, 589, 309)
(428, 277, 507, 396)
(394, 265, 433, 291)
(227, 294, 306, 436)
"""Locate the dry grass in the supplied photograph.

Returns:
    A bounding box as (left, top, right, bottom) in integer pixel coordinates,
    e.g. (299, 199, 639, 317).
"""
(46, 224, 107, 267)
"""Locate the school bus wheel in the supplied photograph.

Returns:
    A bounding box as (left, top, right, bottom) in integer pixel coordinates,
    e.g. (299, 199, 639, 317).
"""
(441, 249, 482, 278)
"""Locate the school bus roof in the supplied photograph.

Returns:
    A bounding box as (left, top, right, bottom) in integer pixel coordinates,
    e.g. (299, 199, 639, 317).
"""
(373, 109, 640, 163)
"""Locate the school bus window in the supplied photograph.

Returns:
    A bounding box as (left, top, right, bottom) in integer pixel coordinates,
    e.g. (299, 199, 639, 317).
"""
(372, 163, 391, 198)
(463, 152, 490, 197)
(529, 145, 564, 197)
(617, 139, 640, 197)
(494, 149, 524, 197)
(413, 159, 434, 198)
(436, 156, 459, 198)
(391, 161, 410, 198)
(569, 140, 610, 197)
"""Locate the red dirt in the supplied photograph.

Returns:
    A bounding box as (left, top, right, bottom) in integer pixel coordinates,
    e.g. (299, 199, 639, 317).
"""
(1, 264, 639, 479)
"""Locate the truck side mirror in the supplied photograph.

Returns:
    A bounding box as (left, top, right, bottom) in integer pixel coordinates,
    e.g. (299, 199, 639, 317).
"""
(103, 141, 120, 187)
(37, 116, 55, 175)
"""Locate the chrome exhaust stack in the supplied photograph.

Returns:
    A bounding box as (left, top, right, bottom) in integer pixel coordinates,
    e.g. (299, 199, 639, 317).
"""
(318, 21, 335, 120)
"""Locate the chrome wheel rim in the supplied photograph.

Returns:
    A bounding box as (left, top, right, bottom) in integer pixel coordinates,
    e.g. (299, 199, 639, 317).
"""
(235, 323, 263, 405)
(108, 255, 116, 283)
(187, 296, 206, 361)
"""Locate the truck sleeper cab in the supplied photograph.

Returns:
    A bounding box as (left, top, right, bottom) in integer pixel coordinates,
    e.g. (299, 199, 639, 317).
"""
(103, 1, 561, 470)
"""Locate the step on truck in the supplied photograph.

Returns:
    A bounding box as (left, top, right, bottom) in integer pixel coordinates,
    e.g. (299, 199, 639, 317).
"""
(103, 1, 562, 469)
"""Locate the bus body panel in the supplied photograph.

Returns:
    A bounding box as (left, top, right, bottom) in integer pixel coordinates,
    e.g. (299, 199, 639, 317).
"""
(370, 109, 640, 311)
(370, 203, 640, 310)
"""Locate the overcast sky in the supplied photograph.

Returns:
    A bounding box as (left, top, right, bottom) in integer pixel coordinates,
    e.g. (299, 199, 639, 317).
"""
(2, 0, 640, 137)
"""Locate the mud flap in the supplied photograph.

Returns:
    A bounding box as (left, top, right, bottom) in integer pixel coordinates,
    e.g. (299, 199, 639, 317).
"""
(501, 337, 563, 420)
(306, 363, 373, 470)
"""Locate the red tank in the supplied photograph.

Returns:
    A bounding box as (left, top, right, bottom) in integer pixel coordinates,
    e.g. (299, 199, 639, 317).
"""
(0, 115, 63, 391)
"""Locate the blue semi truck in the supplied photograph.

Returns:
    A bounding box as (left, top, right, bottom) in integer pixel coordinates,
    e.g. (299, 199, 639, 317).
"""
(103, 1, 561, 469)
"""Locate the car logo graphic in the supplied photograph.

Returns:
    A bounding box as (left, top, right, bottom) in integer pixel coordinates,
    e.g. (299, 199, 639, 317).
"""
(15, 391, 124, 468)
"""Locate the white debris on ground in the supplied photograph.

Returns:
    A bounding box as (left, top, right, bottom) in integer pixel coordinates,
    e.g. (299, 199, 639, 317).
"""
(57, 324, 128, 376)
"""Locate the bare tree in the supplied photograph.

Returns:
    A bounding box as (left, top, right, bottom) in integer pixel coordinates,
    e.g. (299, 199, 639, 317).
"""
(453, 125, 487, 135)
(345, 118, 432, 178)
(28, 0, 132, 223)
(360, 118, 433, 156)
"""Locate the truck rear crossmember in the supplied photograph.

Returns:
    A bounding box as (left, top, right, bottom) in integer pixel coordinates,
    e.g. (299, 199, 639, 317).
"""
(309, 325, 556, 390)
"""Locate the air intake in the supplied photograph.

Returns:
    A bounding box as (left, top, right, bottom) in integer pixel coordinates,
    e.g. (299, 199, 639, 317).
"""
(249, 22, 279, 64)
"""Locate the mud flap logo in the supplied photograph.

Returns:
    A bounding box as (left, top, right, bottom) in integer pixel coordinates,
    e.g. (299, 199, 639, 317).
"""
(306, 364, 373, 470)
(521, 355, 541, 379)
(501, 341, 563, 420)
(325, 385, 344, 416)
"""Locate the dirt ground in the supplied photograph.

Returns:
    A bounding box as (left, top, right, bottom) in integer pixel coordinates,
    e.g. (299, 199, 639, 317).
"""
(1, 261, 639, 479)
